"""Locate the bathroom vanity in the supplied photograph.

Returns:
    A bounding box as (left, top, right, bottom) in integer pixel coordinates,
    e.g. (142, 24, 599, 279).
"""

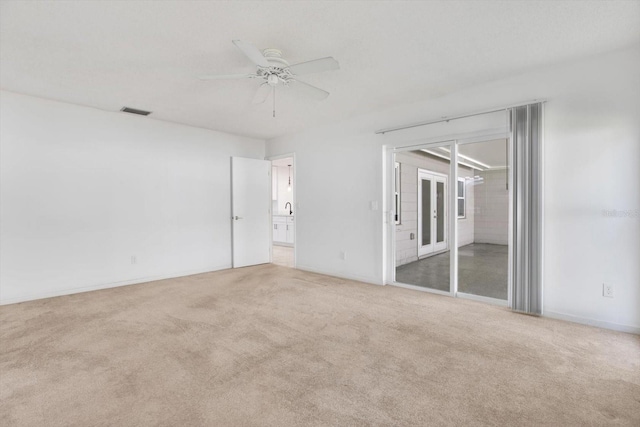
(273, 215, 294, 246)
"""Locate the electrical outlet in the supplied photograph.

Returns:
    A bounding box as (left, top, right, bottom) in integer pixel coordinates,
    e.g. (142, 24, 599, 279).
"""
(339, 250, 346, 261)
(603, 283, 614, 298)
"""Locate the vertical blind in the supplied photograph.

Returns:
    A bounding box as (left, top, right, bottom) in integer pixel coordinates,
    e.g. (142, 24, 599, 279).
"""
(510, 103, 543, 315)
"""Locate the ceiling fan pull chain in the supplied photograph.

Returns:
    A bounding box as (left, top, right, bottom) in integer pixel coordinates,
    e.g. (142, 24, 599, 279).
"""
(273, 86, 276, 118)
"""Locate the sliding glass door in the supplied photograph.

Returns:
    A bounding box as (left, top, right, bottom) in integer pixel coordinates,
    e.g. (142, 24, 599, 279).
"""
(391, 136, 511, 305)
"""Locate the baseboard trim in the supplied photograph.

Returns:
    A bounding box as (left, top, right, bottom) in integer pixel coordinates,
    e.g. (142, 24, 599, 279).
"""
(295, 265, 383, 286)
(544, 310, 640, 335)
(0, 264, 231, 306)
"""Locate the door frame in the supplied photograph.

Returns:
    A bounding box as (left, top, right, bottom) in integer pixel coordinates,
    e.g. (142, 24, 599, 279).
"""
(266, 152, 297, 269)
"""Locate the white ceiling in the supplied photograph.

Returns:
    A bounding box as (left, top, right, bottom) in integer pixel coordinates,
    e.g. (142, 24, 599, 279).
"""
(458, 139, 507, 169)
(2, 1, 639, 140)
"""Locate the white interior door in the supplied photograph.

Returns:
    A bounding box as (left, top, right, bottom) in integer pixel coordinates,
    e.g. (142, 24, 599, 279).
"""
(231, 157, 271, 268)
(418, 169, 448, 257)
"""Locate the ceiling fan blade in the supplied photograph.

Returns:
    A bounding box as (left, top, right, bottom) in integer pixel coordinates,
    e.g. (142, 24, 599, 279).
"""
(290, 79, 329, 100)
(232, 40, 269, 67)
(199, 74, 257, 80)
(287, 57, 339, 76)
(252, 83, 272, 104)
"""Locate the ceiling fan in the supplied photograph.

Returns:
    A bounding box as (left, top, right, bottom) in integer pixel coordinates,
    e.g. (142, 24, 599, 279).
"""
(200, 40, 339, 115)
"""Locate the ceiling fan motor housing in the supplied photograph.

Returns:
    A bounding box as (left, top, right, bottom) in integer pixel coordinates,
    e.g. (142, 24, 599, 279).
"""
(260, 49, 293, 85)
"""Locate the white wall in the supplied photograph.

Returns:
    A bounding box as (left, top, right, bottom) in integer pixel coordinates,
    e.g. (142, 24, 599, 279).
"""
(266, 46, 640, 333)
(474, 169, 509, 245)
(458, 178, 475, 247)
(0, 91, 264, 304)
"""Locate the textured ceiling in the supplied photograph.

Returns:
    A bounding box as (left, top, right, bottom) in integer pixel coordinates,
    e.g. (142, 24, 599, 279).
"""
(2, 1, 639, 140)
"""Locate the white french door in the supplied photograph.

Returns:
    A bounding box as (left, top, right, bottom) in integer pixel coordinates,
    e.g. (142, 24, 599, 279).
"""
(231, 157, 271, 268)
(417, 169, 447, 257)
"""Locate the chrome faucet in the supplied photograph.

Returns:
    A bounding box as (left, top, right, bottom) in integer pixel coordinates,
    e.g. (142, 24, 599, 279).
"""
(285, 202, 293, 215)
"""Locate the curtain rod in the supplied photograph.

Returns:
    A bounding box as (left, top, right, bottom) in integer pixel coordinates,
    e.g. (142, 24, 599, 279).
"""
(374, 99, 545, 135)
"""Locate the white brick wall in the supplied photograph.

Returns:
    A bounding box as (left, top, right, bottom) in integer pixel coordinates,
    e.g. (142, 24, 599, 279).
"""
(395, 155, 419, 267)
(395, 151, 475, 267)
(474, 169, 509, 245)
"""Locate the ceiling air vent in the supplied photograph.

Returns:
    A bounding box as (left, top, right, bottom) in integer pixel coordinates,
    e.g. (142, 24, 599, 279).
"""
(120, 107, 151, 116)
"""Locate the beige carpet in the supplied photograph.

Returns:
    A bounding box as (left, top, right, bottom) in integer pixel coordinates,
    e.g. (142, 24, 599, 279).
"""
(1, 264, 639, 426)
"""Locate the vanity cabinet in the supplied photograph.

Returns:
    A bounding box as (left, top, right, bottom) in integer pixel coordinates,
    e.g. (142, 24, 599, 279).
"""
(273, 215, 294, 245)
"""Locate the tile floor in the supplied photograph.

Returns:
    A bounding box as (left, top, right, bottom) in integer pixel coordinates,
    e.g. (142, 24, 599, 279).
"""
(272, 245, 294, 268)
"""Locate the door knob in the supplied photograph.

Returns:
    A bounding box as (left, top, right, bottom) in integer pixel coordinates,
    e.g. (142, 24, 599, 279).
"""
(234, 216, 243, 220)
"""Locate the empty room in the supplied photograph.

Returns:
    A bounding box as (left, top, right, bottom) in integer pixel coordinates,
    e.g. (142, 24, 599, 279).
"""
(1, 1, 639, 426)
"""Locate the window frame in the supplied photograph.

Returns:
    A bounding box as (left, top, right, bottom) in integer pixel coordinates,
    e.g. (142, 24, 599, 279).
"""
(457, 178, 466, 219)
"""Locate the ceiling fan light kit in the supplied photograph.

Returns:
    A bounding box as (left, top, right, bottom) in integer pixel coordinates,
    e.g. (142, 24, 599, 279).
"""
(200, 40, 339, 116)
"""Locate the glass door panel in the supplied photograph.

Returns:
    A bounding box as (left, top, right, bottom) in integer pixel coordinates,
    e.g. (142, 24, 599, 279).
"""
(435, 180, 446, 247)
(456, 139, 509, 301)
(421, 178, 432, 247)
(395, 148, 451, 293)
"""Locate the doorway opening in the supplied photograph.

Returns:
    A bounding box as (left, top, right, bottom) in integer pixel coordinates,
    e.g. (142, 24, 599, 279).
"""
(270, 155, 295, 268)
